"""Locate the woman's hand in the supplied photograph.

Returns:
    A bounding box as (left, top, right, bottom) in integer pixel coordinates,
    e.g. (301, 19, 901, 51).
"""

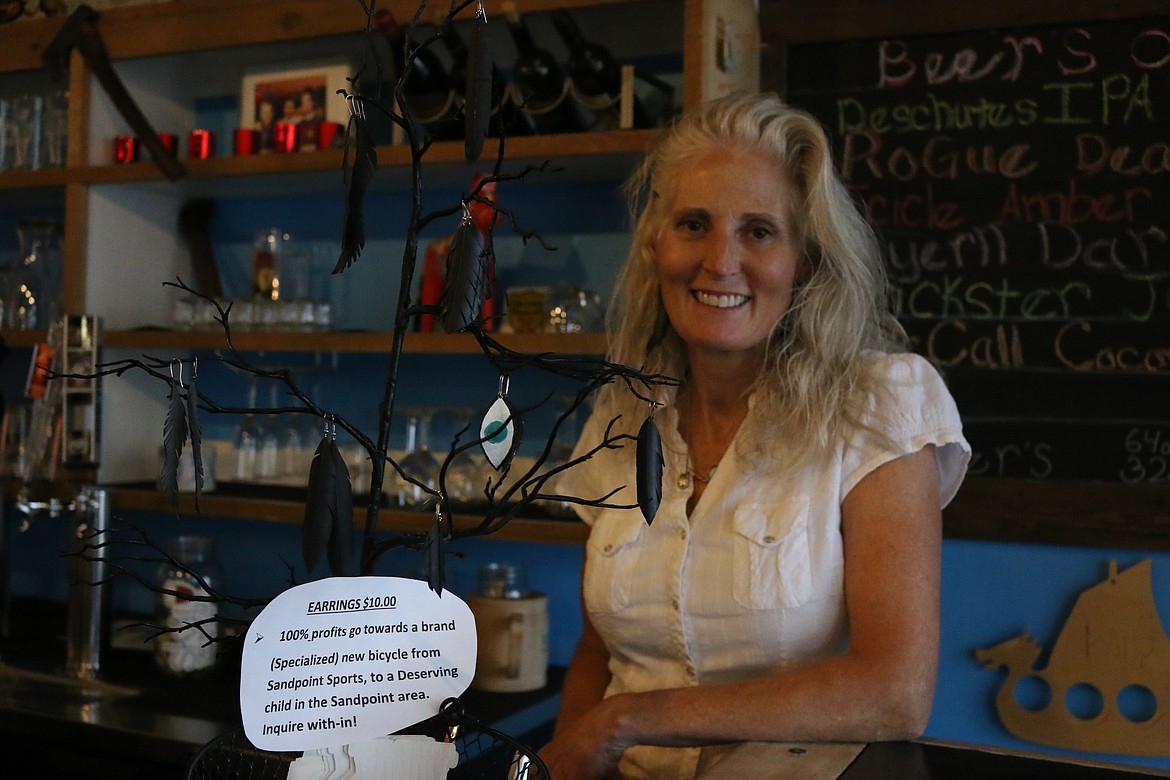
(538, 696, 632, 780)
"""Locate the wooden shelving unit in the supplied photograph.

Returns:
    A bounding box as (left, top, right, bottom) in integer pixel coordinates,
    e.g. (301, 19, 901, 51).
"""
(109, 483, 589, 544)
(0, 0, 698, 543)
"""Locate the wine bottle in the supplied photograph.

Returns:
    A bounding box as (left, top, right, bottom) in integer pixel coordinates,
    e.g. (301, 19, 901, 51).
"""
(550, 8, 652, 129)
(441, 22, 535, 137)
(374, 9, 458, 137)
(503, 4, 588, 134)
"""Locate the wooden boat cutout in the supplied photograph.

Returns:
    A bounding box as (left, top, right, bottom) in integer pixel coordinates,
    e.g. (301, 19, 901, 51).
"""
(975, 559, 1170, 756)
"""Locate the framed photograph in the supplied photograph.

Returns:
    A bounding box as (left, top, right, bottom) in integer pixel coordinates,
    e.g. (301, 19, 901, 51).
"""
(240, 63, 351, 151)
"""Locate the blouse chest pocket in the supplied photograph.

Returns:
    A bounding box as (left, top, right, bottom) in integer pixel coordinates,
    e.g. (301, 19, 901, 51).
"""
(584, 517, 646, 614)
(732, 497, 814, 610)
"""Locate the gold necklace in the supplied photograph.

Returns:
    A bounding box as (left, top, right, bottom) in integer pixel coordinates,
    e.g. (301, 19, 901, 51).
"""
(678, 460, 717, 490)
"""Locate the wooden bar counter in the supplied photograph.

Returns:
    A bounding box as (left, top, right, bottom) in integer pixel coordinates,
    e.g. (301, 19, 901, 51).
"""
(698, 740, 1170, 779)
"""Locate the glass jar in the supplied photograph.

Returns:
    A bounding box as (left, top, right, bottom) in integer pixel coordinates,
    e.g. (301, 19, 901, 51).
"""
(478, 562, 528, 599)
(154, 535, 222, 676)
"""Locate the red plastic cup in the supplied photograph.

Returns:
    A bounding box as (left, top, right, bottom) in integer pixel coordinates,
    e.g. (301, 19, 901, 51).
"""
(158, 133, 178, 157)
(233, 128, 260, 155)
(317, 121, 344, 150)
(273, 121, 297, 153)
(113, 135, 137, 163)
(188, 129, 216, 159)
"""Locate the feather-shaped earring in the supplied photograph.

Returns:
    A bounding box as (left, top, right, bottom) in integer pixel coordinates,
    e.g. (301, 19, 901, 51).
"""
(158, 360, 188, 509)
(184, 358, 204, 511)
(464, 2, 492, 165)
(426, 504, 444, 594)
(334, 94, 378, 274)
(327, 436, 356, 577)
(636, 403, 663, 525)
(304, 416, 341, 574)
(480, 374, 522, 470)
(439, 205, 488, 333)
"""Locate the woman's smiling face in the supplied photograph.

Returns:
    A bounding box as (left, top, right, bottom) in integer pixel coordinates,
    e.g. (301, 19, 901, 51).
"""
(653, 144, 805, 363)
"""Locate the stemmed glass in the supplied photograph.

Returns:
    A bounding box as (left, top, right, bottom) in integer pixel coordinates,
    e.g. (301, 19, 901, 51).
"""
(255, 383, 282, 481)
(234, 379, 261, 482)
(394, 407, 440, 510)
(445, 407, 487, 511)
(280, 370, 325, 481)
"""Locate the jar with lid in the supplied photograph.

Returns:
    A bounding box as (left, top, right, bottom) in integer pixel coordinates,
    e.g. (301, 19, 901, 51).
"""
(154, 535, 222, 676)
(468, 563, 548, 692)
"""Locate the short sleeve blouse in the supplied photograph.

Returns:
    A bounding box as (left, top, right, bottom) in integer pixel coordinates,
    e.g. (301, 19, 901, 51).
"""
(557, 352, 970, 779)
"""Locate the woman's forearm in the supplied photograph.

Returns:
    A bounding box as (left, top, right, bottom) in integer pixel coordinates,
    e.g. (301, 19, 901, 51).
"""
(601, 645, 935, 751)
(554, 619, 613, 736)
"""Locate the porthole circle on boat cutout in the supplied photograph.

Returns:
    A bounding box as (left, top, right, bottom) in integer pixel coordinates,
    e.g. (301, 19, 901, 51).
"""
(1064, 682, 1105, 720)
(1116, 684, 1158, 723)
(1012, 675, 1051, 712)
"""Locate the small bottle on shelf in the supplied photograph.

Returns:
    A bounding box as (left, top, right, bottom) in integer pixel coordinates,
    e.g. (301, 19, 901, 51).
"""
(251, 227, 285, 301)
(503, 3, 590, 135)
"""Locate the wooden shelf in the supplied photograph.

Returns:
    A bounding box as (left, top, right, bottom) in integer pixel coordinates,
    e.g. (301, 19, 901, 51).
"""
(0, 168, 70, 191)
(108, 484, 589, 545)
(0, 0, 659, 75)
(110, 475, 1170, 550)
(759, 0, 1170, 43)
(0, 130, 657, 198)
(0, 330, 50, 349)
(101, 329, 608, 354)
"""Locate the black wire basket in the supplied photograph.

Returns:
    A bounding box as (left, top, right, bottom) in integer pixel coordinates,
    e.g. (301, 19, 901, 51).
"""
(186, 699, 548, 780)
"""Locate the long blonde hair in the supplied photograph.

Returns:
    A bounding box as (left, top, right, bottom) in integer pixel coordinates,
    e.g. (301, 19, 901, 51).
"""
(604, 93, 906, 466)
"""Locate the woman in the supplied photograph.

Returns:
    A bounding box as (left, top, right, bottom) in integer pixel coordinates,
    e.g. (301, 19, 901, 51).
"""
(540, 93, 969, 779)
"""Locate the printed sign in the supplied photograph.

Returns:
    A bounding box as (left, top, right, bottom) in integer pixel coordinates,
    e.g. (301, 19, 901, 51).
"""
(241, 576, 476, 751)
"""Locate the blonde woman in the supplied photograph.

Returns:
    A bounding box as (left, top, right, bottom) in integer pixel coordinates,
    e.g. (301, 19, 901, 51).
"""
(541, 93, 970, 779)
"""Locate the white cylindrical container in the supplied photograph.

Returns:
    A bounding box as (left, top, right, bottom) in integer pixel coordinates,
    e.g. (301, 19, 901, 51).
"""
(468, 564, 548, 693)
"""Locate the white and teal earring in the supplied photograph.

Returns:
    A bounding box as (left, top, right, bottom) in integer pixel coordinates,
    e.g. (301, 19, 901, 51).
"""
(480, 374, 522, 470)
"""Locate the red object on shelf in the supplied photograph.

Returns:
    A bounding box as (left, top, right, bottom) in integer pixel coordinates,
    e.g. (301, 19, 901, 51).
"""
(273, 122, 297, 153)
(158, 133, 178, 156)
(317, 121, 343, 149)
(189, 129, 216, 159)
(25, 344, 56, 400)
(233, 128, 260, 155)
(113, 135, 137, 163)
(418, 235, 452, 333)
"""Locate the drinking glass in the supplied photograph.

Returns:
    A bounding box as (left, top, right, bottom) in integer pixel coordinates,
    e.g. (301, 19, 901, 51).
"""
(234, 379, 261, 481)
(12, 217, 62, 329)
(255, 384, 282, 481)
(8, 94, 43, 171)
(41, 90, 68, 169)
(279, 412, 309, 479)
(444, 407, 488, 511)
(395, 408, 439, 510)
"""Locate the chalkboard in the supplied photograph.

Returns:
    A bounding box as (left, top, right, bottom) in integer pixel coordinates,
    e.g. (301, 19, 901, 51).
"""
(786, 17, 1170, 485)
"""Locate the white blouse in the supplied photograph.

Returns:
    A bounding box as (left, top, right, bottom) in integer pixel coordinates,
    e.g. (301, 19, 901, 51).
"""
(559, 352, 970, 779)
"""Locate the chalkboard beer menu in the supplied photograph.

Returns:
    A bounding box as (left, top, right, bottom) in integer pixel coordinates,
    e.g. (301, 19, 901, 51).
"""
(787, 17, 1169, 484)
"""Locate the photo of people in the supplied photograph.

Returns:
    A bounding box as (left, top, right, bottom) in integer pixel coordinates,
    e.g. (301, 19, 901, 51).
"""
(247, 75, 329, 151)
